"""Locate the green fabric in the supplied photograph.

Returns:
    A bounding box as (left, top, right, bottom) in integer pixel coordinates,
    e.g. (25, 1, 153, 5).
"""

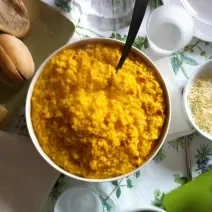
(163, 170, 212, 212)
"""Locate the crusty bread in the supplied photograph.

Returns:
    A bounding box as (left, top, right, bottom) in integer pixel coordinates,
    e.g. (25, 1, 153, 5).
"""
(0, 45, 24, 82)
(0, 0, 30, 38)
(0, 34, 35, 83)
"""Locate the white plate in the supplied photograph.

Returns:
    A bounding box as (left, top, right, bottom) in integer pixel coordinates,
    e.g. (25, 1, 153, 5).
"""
(162, 0, 212, 42)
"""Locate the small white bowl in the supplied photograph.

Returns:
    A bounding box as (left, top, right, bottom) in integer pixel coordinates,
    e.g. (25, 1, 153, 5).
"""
(146, 5, 195, 56)
(54, 187, 104, 212)
(130, 206, 166, 212)
(183, 60, 212, 141)
(26, 38, 171, 182)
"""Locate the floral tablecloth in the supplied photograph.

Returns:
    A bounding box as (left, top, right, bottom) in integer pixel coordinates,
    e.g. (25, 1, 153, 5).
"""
(6, 0, 212, 211)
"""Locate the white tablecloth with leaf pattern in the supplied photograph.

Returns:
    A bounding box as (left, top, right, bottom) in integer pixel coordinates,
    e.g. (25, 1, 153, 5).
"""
(6, 0, 212, 211)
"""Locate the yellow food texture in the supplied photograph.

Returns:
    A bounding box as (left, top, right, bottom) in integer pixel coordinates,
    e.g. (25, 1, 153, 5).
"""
(31, 43, 166, 179)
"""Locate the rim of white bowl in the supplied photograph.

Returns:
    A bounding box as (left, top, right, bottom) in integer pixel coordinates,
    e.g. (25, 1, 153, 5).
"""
(131, 205, 166, 212)
(26, 38, 171, 182)
(146, 4, 195, 55)
(54, 186, 104, 212)
(183, 60, 212, 141)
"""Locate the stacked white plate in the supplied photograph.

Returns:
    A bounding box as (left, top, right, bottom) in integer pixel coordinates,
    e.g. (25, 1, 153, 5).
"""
(162, 0, 212, 42)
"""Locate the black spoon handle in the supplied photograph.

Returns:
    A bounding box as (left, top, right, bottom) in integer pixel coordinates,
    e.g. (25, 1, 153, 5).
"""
(116, 0, 149, 72)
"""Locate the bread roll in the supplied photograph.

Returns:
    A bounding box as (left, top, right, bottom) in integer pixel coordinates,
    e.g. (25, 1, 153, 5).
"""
(0, 34, 35, 83)
(0, 0, 30, 38)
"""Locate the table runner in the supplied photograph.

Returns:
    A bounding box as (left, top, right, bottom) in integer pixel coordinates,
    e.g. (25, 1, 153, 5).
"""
(5, 0, 212, 211)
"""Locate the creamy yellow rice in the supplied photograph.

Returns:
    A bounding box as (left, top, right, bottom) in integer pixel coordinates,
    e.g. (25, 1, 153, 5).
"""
(31, 43, 166, 179)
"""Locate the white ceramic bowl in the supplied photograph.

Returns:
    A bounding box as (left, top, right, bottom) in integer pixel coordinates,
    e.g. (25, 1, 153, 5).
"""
(131, 206, 166, 212)
(26, 38, 171, 182)
(146, 4, 194, 56)
(183, 60, 212, 141)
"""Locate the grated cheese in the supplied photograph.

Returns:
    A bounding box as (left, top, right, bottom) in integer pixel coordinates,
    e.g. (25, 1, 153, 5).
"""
(188, 73, 212, 135)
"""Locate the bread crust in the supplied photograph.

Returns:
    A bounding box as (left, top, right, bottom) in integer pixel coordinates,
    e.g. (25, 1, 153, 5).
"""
(0, 0, 30, 38)
(0, 34, 35, 83)
(0, 45, 24, 82)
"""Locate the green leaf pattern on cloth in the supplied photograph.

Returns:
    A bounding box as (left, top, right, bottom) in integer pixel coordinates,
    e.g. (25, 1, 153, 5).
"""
(116, 187, 121, 198)
(133, 37, 149, 50)
(195, 145, 212, 174)
(54, 0, 71, 12)
(112, 181, 118, 186)
(152, 190, 165, 209)
(168, 132, 199, 152)
(153, 147, 166, 163)
(184, 39, 212, 60)
(179, 53, 199, 66)
(134, 170, 141, 178)
(168, 137, 185, 152)
(111, 32, 127, 41)
(170, 53, 182, 74)
(173, 174, 188, 186)
(50, 174, 67, 201)
(111, 33, 149, 50)
(170, 51, 199, 78)
(100, 196, 112, 212)
(126, 178, 133, 189)
(108, 172, 142, 199)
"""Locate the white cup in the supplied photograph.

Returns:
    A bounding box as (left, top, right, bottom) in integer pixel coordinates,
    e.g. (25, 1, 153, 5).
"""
(54, 187, 104, 212)
(146, 5, 195, 56)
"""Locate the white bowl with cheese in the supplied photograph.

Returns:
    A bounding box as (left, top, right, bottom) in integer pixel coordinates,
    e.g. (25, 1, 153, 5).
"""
(183, 60, 212, 141)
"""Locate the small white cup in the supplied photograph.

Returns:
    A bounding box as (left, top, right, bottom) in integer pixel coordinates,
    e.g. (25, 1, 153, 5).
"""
(147, 5, 195, 56)
(54, 187, 104, 212)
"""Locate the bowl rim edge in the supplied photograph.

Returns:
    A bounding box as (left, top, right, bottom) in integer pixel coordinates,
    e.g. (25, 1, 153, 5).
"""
(25, 37, 172, 182)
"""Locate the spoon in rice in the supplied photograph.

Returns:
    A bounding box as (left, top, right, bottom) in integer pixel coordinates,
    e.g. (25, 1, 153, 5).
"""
(116, 0, 149, 72)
